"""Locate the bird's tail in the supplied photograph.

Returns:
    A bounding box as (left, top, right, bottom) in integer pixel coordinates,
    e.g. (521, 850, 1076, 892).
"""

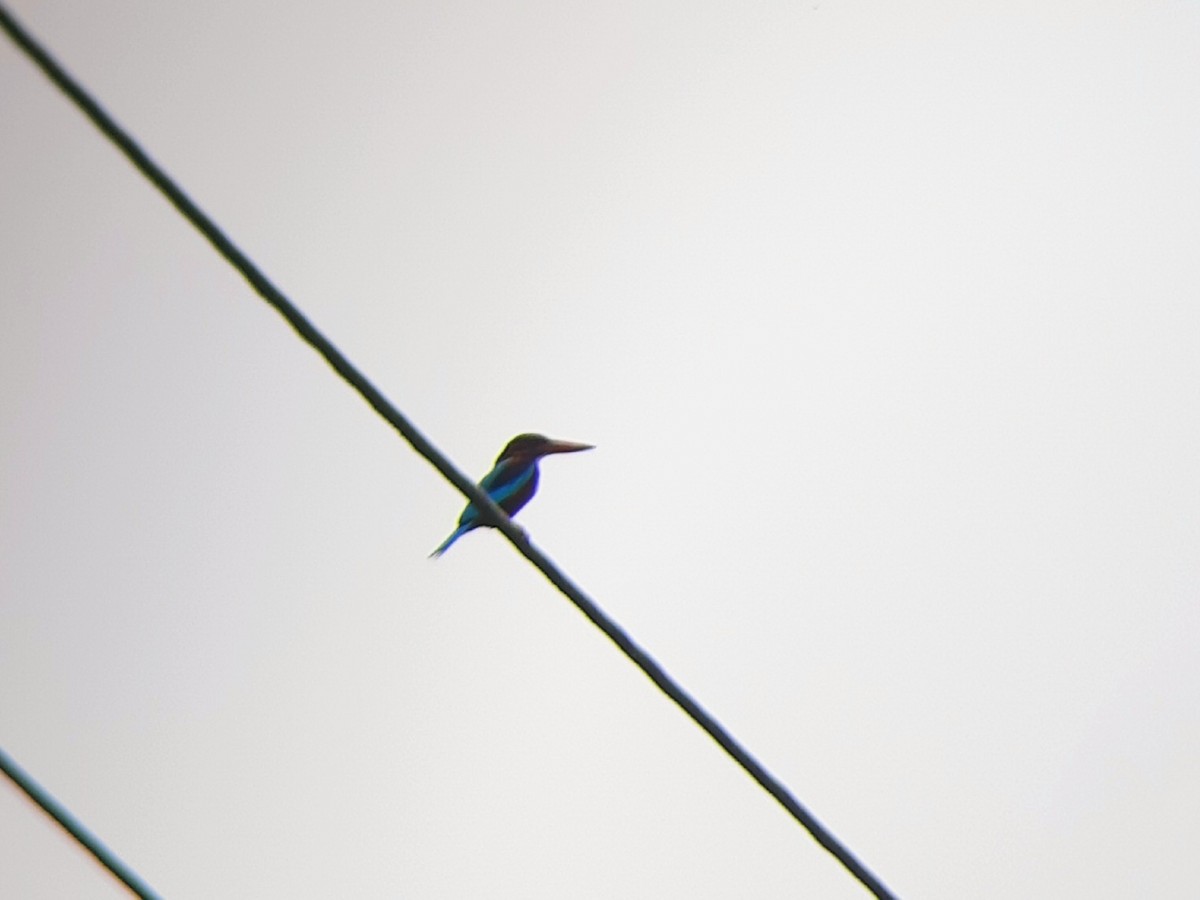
(430, 524, 472, 558)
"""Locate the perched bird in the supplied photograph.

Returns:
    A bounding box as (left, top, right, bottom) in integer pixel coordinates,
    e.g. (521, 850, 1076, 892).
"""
(430, 433, 594, 557)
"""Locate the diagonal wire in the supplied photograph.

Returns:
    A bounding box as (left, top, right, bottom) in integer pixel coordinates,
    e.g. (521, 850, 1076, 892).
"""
(0, 6, 900, 898)
(0, 745, 164, 900)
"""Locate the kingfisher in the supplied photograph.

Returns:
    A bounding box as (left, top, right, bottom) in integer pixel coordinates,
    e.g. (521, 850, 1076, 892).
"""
(430, 433, 594, 557)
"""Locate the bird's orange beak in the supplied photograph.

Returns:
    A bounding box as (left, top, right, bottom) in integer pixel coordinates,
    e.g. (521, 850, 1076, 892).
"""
(539, 439, 594, 456)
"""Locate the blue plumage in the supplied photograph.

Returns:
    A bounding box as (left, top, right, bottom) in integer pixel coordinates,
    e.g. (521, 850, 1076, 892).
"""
(430, 433, 593, 557)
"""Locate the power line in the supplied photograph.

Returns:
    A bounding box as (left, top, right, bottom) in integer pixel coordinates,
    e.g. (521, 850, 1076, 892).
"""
(0, 745, 163, 900)
(0, 6, 900, 898)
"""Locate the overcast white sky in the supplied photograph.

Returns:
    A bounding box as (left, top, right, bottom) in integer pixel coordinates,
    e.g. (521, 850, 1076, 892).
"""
(3, 1, 1199, 897)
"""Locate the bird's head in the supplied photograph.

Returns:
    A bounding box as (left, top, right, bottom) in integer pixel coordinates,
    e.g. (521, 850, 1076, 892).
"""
(497, 433, 594, 463)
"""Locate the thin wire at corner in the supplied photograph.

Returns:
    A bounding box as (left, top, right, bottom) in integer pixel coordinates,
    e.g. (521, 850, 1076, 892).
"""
(0, 6, 901, 898)
(0, 745, 164, 900)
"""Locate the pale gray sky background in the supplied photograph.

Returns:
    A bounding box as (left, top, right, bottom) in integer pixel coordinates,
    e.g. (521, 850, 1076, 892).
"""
(2, 1, 1199, 897)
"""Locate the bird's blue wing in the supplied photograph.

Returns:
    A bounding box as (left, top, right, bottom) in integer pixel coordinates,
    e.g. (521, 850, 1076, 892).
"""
(431, 458, 539, 557)
(477, 458, 538, 514)
(446, 459, 536, 529)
